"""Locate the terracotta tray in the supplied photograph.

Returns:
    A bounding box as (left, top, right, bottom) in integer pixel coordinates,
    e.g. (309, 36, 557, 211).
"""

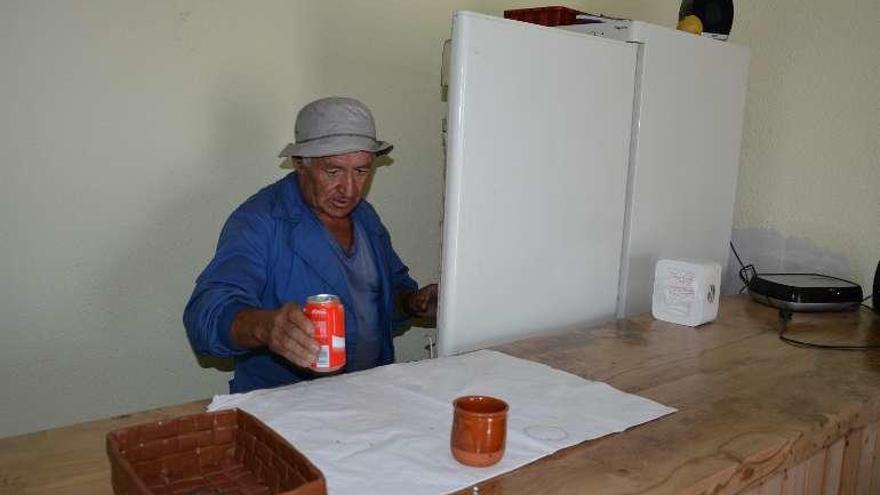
(106, 409, 326, 495)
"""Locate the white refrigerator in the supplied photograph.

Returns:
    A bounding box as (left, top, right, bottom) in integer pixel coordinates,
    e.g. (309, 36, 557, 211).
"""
(437, 11, 749, 356)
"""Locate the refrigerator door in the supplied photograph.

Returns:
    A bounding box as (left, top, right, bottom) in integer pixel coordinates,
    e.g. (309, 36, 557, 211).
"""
(438, 11, 637, 356)
(618, 23, 750, 317)
(561, 21, 750, 317)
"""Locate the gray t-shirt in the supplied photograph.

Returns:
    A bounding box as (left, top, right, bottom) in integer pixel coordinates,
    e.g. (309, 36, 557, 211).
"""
(326, 220, 383, 371)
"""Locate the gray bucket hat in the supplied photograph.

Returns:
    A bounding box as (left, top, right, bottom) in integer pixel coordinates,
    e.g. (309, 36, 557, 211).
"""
(278, 97, 393, 164)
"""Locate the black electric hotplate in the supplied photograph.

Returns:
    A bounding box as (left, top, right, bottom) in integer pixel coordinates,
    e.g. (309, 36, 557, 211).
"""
(747, 273, 863, 312)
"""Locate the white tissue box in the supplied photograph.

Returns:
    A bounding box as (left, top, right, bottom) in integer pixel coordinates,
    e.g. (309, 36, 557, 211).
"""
(652, 259, 721, 327)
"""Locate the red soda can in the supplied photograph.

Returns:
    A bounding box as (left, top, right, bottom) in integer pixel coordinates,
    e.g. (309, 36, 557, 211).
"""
(303, 294, 346, 372)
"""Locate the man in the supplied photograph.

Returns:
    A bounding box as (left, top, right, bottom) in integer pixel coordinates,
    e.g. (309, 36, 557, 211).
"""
(184, 97, 438, 393)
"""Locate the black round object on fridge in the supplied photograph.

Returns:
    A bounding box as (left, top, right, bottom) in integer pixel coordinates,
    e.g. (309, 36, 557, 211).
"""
(679, 0, 734, 36)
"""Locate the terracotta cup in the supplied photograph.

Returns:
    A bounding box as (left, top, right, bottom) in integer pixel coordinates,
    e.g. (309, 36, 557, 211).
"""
(450, 395, 509, 467)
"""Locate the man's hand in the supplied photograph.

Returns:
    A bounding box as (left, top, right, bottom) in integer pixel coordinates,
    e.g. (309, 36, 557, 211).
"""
(403, 284, 439, 319)
(231, 303, 319, 369)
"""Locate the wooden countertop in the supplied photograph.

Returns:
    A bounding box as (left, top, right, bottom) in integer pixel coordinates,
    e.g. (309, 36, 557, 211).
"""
(2, 296, 879, 495)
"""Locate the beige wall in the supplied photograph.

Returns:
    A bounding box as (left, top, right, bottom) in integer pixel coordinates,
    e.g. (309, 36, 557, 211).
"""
(581, 0, 880, 289)
(4, 0, 876, 438)
(1, 0, 328, 438)
(0, 0, 667, 438)
(729, 0, 880, 287)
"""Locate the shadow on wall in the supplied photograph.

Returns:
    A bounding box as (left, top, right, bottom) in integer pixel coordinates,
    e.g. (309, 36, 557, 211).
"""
(197, 354, 234, 372)
(723, 228, 853, 295)
(101, 76, 293, 379)
(363, 153, 394, 199)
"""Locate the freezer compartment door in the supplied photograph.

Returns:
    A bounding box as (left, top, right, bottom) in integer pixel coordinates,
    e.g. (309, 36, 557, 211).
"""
(617, 24, 750, 317)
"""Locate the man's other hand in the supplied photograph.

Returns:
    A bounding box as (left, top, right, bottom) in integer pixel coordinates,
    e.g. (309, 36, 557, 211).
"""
(405, 284, 439, 319)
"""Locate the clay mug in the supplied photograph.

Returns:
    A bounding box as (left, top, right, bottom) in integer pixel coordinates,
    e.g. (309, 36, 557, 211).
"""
(450, 395, 509, 467)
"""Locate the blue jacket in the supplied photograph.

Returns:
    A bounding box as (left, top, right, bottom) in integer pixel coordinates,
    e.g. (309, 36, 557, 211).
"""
(183, 173, 418, 393)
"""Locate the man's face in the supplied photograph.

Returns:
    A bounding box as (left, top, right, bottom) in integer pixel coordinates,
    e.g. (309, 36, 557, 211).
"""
(297, 151, 375, 220)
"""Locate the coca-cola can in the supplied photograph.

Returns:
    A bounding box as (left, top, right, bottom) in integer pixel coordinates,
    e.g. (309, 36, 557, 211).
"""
(303, 294, 346, 372)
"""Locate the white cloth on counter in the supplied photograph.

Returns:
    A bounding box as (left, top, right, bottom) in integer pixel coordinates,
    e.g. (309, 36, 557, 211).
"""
(208, 349, 676, 495)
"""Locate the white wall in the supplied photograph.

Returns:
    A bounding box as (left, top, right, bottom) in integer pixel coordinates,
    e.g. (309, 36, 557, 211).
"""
(2, 0, 660, 438)
(581, 0, 880, 293)
(1, 0, 329, 437)
(10, 0, 873, 439)
(729, 0, 880, 288)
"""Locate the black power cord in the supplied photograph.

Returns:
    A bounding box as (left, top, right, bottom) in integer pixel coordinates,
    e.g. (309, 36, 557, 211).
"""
(776, 308, 880, 351)
(729, 241, 879, 351)
(861, 293, 874, 312)
(729, 241, 756, 294)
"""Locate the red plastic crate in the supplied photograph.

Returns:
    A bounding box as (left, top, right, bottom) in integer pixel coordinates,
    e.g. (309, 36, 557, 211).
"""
(503, 6, 592, 26)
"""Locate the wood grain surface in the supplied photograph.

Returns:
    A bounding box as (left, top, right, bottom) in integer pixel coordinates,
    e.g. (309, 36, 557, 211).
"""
(739, 420, 880, 495)
(0, 400, 208, 494)
(463, 297, 880, 494)
(1, 296, 879, 495)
